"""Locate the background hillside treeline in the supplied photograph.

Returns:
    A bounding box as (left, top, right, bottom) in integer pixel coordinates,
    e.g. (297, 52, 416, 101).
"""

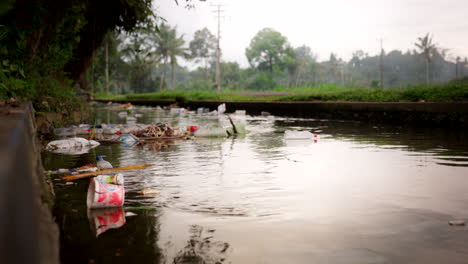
(1, 0, 467, 108)
(90, 27, 468, 94)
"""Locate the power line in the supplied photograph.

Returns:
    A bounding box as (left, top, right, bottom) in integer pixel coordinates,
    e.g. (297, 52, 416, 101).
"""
(211, 3, 227, 91)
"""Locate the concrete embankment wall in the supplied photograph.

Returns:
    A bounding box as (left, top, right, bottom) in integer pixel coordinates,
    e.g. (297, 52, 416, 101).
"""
(0, 103, 59, 264)
(97, 99, 468, 127)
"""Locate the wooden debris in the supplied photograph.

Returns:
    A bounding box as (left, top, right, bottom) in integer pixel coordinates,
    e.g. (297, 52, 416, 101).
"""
(228, 115, 238, 134)
(137, 188, 160, 196)
(62, 164, 153, 181)
(137, 135, 184, 141)
(449, 220, 465, 226)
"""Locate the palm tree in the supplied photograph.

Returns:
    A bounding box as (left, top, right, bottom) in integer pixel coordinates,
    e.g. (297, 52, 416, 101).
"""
(415, 33, 436, 84)
(119, 28, 159, 93)
(153, 23, 187, 91)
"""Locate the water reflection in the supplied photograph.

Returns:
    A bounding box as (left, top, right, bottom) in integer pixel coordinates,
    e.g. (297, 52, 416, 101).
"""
(137, 139, 177, 152)
(274, 119, 468, 167)
(44, 104, 468, 263)
(171, 225, 230, 264)
(87, 208, 126, 237)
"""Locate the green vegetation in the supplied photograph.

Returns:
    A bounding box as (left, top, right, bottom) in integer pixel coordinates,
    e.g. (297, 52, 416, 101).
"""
(0, 0, 157, 113)
(96, 90, 284, 102)
(245, 28, 294, 74)
(91, 25, 468, 98)
(1, 2, 467, 111)
(95, 77, 468, 103)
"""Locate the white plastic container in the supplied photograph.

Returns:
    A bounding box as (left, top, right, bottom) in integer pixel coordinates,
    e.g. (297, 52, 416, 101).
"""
(87, 174, 125, 209)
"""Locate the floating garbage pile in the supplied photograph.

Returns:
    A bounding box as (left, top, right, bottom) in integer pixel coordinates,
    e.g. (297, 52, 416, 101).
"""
(49, 155, 154, 237)
(43, 102, 257, 238)
(52, 123, 147, 137)
(47, 103, 250, 153)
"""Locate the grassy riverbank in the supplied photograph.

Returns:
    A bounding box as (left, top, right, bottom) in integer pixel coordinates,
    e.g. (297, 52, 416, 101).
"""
(94, 78, 468, 103)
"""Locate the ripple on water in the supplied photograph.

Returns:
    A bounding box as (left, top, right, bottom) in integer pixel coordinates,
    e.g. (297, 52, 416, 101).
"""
(48, 106, 468, 263)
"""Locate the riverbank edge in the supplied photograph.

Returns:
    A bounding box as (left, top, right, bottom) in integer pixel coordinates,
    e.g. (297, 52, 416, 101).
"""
(95, 99, 468, 127)
(0, 102, 59, 264)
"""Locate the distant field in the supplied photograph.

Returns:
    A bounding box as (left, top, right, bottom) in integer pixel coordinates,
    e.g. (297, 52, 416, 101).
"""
(94, 78, 468, 103)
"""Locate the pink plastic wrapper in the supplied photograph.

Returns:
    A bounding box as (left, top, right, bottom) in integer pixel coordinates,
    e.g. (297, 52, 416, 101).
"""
(87, 174, 125, 209)
(87, 207, 126, 237)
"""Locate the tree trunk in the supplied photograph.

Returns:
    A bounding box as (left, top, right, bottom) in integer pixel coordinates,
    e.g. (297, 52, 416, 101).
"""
(170, 62, 175, 90)
(294, 68, 302, 88)
(159, 57, 168, 91)
(425, 59, 429, 84)
(269, 56, 273, 74)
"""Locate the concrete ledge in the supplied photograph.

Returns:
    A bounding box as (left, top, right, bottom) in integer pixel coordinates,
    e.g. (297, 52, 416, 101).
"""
(96, 99, 468, 127)
(0, 102, 59, 264)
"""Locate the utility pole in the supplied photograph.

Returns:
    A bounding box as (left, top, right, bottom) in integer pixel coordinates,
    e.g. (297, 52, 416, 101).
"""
(212, 4, 226, 92)
(456, 56, 461, 79)
(378, 38, 384, 89)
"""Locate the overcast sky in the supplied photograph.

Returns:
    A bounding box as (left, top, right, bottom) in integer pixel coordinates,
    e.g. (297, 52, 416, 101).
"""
(154, 0, 468, 67)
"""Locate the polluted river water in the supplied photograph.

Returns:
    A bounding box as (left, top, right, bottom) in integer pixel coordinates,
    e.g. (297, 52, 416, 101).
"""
(42, 104, 468, 264)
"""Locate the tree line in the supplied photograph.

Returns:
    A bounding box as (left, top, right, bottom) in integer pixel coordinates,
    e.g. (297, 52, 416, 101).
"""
(91, 26, 468, 94)
(1, 0, 466, 107)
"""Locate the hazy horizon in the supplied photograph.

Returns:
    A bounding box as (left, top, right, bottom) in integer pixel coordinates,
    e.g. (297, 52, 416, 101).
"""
(155, 0, 468, 68)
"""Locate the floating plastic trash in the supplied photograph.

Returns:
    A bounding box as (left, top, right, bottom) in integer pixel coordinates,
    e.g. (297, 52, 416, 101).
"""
(193, 126, 227, 137)
(137, 188, 160, 196)
(126, 116, 137, 122)
(96, 156, 113, 169)
(118, 111, 128, 118)
(125, 212, 137, 217)
(170, 107, 185, 115)
(45, 137, 100, 154)
(217, 103, 226, 114)
(87, 174, 125, 209)
(119, 134, 140, 144)
(102, 127, 119, 134)
(284, 130, 315, 140)
(234, 110, 246, 116)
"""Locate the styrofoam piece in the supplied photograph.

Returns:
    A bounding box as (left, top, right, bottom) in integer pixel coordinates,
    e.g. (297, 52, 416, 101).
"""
(45, 137, 100, 154)
(217, 103, 226, 114)
(284, 130, 314, 140)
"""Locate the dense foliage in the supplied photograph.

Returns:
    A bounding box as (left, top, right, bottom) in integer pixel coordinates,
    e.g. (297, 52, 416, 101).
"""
(1, 1, 466, 107)
(0, 0, 155, 111)
(95, 77, 468, 103)
(91, 25, 468, 96)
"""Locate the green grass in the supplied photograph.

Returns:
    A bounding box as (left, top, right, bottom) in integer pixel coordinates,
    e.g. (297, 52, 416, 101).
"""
(95, 90, 287, 102)
(94, 78, 468, 103)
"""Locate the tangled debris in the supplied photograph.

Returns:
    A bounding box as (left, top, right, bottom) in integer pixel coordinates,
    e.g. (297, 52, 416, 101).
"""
(131, 123, 176, 138)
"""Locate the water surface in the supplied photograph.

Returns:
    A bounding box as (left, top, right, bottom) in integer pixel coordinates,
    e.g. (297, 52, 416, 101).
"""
(43, 105, 468, 264)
